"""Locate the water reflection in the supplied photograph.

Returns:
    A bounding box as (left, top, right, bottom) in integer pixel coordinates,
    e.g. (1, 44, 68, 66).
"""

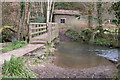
(54, 42, 115, 69)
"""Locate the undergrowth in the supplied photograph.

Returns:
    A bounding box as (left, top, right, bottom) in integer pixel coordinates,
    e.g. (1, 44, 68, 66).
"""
(2, 55, 36, 78)
(2, 41, 27, 53)
(65, 29, 81, 41)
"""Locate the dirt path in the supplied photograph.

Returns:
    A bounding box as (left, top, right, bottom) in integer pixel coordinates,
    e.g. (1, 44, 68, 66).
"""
(29, 57, 118, 78)
(0, 44, 44, 66)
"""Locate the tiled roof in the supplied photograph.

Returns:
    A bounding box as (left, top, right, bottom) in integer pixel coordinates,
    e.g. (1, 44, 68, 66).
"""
(54, 10, 80, 15)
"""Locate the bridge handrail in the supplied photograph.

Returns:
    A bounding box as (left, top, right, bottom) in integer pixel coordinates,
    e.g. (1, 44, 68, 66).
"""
(29, 22, 59, 43)
(29, 23, 47, 42)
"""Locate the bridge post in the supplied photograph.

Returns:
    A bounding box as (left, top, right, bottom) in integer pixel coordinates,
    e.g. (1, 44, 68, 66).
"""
(29, 24, 32, 43)
(47, 22, 52, 43)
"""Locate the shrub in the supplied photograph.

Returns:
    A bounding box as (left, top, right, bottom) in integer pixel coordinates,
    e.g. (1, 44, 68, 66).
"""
(80, 29, 92, 42)
(94, 38, 116, 46)
(65, 29, 81, 41)
(2, 56, 36, 78)
(113, 72, 120, 80)
(0, 26, 16, 42)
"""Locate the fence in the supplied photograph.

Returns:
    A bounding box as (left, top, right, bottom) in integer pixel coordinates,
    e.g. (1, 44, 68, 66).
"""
(29, 22, 59, 43)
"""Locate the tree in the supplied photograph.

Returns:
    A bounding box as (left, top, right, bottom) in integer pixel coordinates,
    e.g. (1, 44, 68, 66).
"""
(111, 1, 120, 47)
(18, 2, 31, 42)
(96, 2, 104, 36)
(18, 2, 25, 41)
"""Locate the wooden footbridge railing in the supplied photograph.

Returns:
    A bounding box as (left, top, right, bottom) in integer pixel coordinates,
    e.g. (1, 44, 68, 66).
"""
(29, 23, 59, 44)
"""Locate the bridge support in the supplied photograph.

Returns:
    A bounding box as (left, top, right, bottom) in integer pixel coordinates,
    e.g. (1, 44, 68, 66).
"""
(48, 22, 52, 43)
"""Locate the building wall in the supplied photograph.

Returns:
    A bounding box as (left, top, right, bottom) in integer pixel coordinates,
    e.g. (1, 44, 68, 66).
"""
(54, 14, 76, 27)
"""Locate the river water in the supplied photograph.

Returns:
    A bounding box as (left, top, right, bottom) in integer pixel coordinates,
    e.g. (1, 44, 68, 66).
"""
(53, 42, 120, 69)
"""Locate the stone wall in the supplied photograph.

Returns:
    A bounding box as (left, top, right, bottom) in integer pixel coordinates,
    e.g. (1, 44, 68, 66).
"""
(54, 14, 76, 27)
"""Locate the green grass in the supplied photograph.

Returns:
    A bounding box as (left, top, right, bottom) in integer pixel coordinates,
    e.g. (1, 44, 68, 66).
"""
(2, 41, 27, 53)
(2, 55, 36, 78)
(113, 72, 120, 80)
(94, 38, 116, 47)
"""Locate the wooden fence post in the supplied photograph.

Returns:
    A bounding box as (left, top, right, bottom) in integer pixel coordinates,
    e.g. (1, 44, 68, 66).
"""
(48, 22, 52, 43)
(29, 24, 32, 43)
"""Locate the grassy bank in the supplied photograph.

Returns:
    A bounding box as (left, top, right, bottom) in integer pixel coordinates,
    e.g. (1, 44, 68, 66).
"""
(2, 41, 27, 53)
(65, 29, 118, 47)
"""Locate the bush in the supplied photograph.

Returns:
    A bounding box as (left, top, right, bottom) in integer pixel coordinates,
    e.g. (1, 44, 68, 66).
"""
(2, 56, 36, 78)
(80, 29, 92, 42)
(65, 29, 81, 41)
(94, 38, 116, 46)
(113, 72, 120, 80)
(0, 26, 16, 42)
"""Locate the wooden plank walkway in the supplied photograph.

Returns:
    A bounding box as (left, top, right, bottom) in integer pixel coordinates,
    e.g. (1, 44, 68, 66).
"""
(33, 33, 48, 40)
(30, 30, 58, 44)
(30, 33, 48, 44)
(0, 44, 44, 66)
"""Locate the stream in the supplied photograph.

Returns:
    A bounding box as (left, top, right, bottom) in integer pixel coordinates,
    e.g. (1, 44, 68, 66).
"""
(54, 42, 120, 69)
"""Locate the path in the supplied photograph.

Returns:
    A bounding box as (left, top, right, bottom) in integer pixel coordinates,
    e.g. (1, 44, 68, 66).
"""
(0, 44, 44, 66)
(30, 33, 48, 44)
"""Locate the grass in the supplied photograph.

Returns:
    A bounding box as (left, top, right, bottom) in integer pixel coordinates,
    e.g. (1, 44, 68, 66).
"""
(94, 38, 112, 46)
(2, 55, 36, 78)
(2, 41, 27, 53)
(113, 72, 120, 80)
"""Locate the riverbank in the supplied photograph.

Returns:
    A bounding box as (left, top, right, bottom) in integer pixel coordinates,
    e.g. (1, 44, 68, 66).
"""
(24, 40, 118, 78)
(28, 56, 117, 78)
(60, 29, 119, 63)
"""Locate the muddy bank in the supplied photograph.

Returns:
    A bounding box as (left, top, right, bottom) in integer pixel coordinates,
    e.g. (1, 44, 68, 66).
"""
(28, 57, 117, 78)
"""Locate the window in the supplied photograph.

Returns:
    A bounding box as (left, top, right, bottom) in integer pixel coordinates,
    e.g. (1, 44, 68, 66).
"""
(60, 18, 65, 23)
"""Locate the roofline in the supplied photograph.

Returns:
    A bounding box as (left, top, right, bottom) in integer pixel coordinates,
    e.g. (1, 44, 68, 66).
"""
(53, 14, 80, 15)
(53, 9, 81, 15)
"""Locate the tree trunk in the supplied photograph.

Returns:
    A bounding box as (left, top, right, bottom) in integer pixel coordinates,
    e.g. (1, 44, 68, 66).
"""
(89, 30, 96, 44)
(47, 0, 50, 23)
(97, 2, 103, 36)
(23, 2, 31, 42)
(41, 2, 44, 16)
(0, 2, 2, 43)
(18, 2, 26, 41)
(88, 10, 92, 29)
(117, 27, 120, 47)
(50, 2, 55, 22)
